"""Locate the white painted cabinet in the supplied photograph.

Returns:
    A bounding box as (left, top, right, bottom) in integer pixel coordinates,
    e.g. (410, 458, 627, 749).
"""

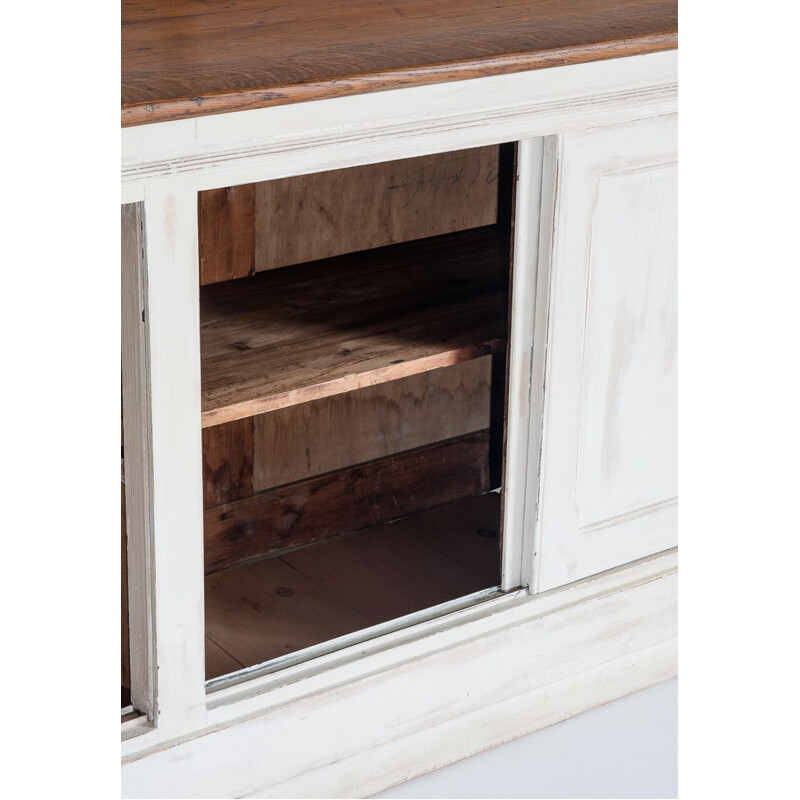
(533, 115, 678, 592)
(121, 51, 679, 797)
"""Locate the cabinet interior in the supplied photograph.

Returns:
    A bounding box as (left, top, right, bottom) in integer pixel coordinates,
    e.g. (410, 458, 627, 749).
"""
(122, 144, 518, 696)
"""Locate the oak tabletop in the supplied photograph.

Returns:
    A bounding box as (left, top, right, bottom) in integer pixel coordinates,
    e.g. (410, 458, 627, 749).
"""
(122, 0, 678, 127)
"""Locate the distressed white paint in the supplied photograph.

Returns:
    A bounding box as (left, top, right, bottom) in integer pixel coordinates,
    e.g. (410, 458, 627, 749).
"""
(121, 51, 677, 202)
(120, 46, 679, 797)
(501, 137, 543, 590)
(121, 203, 155, 719)
(533, 115, 678, 592)
(122, 551, 677, 798)
(121, 713, 153, 742)
(524, 136, 561, 591)
(141, 186, 207, 739)
(250, 643, 676, 800)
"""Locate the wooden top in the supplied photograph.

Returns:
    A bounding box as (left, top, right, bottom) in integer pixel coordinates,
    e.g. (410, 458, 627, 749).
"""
(122, 0, 678, 127)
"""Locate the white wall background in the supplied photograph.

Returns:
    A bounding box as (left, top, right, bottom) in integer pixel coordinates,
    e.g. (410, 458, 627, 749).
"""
(373, 678, 677, 799)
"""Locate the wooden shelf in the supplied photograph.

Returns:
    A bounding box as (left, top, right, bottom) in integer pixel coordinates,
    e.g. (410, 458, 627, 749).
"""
(200, 226, 508, 428)
(122, 0, 678, 126)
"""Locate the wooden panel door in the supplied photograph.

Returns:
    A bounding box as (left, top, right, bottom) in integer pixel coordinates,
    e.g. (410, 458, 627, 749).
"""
(534, 115, 677, 592)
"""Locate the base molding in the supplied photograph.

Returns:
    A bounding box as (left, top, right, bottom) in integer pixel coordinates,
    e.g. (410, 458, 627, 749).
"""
(122, 554, 676, 799)
(257, 641, 676, 799)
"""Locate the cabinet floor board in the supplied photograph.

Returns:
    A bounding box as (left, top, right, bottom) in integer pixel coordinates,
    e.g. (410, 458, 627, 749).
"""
(204, 493, 501, 679)
(281, 515, 488, 626)
(205, 558, 372, 674)
(205, 636, 244, 679)
(405, 493, 503, 587)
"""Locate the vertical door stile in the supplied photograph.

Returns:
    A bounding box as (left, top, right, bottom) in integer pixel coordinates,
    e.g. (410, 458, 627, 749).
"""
(501, 138, 543, 591)
(142, 183, 207, 739)
(122, 202, 155, 719)
(526, 136, 562, 594)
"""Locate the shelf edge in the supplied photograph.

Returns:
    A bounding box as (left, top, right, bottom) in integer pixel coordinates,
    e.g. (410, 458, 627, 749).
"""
(200, 338, 506, 428)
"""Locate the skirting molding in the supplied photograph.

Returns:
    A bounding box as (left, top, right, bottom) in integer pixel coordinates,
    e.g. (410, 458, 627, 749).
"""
(122, 551, 677, 799)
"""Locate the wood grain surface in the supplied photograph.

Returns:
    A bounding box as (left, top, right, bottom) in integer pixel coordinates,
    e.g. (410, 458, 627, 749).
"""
(405, 492, 502, 586)
(198, 185, 256, 285)
(199, 226, 508, 427)
(199, 147, 499, 284)
(202, 417, 254, 507)
(204, 431, 491, 573)
(204, 636, 244, 679)
(252, 357, 491, 491)
(252, 147, 499, 272)
(205, 557, 374, 676)
(204, 492, 500, 678)
(122, 0, 678, 126)
(280, 512, 490, 625)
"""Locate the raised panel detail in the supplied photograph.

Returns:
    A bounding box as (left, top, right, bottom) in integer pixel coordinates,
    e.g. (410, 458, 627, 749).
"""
(576, 164, 678, 530)
(535, 116, 678, 592)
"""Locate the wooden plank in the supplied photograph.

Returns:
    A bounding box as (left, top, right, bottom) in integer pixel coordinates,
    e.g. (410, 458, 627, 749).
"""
(202, 417, 254, 507)
(203, 494, 498, 673)
(198, 184, 256, 285)
(405, 494, 502, 587)
(205, 637, 245, 681)
(122, 0, 678, 125)
(200, 226, 508, 427)
(205, 558, 373, 673)
(253, 357, 491, 491)
(253, 148, 498, 272)
(281, 499, 495, 625)
(204, 432, 491, 574)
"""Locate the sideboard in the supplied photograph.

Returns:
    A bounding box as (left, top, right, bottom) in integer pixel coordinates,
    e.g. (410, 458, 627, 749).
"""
(121, 2, 678, 796)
